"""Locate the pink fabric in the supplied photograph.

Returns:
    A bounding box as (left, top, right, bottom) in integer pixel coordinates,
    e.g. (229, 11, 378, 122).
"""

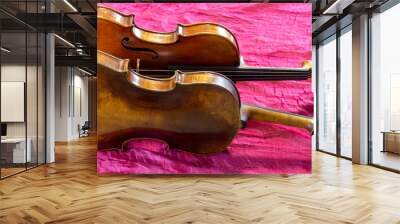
(97, 3, 313, 174)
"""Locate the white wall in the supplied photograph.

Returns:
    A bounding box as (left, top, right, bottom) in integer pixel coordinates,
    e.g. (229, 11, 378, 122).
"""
(73, 73, 89, 137)
(1, 65, 26, 140)
(1, 63, 46, 164)
(55, 66, 70, 141)
(54, 67, 89, 141)
(1, 65, 33, 138)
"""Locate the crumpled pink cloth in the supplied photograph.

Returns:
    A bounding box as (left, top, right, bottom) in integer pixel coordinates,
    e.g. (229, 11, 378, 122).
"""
(97, 3, 313, 174)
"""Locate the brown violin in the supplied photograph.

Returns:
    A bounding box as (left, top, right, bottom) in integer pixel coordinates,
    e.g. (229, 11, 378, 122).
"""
(97, 50, 313, 154)
(98, 6, 240, 69)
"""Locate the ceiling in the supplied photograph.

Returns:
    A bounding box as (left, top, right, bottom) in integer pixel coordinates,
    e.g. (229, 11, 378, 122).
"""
(1, 0, 96, 72)
(312, 0, 391, 43)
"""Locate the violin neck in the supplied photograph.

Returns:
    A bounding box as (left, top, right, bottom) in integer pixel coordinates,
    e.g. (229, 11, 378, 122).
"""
(241, 104, 313, 133)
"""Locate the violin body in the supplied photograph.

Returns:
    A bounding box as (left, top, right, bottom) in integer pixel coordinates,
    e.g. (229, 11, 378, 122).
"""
(97, 6, 240, 69)
(97, 51, 241, 154)
(97, 51, 313, 154)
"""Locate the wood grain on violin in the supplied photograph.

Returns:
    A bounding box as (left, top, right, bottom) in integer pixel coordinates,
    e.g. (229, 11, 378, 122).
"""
(97, 51, 313, 154)
(97, 6, 240, 69)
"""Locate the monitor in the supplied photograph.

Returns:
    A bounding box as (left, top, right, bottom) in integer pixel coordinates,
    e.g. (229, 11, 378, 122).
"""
(1, 123, 7, 137)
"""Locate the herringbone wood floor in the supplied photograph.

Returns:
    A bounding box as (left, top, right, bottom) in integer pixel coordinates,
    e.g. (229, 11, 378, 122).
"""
(1, 136, 400, 224)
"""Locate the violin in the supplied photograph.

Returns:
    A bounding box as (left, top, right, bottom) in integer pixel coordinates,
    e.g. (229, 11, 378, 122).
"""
(98, 6, 240, 69)
(97, 50, 313, 154)
(97, 6, 311, 81)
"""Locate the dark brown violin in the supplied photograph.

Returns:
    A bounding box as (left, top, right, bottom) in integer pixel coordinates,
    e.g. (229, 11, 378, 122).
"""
(97, 50, 313, 154)
(98, 6, 240, 69)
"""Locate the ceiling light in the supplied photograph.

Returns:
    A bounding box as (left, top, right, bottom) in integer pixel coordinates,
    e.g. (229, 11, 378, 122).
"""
(63, 0, 78, 12)
(77, 67, 93, 76)
(76, 48, 87, 56)
(54, 34, 75, 48)
(1, 47, 11, 53)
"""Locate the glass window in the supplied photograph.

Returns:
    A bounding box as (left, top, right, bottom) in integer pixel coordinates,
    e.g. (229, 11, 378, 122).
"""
(339, 28, 352, 158)
(1, 28, 28, 178)
(0, 0, 46, 179)
(317, 36, 337, 154)
(371, 3, 400, 171)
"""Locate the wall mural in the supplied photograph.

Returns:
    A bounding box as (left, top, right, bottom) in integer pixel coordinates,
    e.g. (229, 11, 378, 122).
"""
(96, 3, 313, 174)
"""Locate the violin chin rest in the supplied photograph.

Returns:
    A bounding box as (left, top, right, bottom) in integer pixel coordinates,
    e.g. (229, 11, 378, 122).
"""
(240, 104, 314, 133)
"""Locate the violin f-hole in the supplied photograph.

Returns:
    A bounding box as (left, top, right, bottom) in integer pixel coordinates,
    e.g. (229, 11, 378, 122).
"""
(121, 37, 159, 59)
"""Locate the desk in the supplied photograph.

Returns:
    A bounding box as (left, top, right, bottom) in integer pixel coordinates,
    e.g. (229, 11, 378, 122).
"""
(382, 131, 400, 154)
(1, 138, 31, 163)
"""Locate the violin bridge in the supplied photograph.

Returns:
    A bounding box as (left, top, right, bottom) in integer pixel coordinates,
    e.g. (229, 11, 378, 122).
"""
(136, 58, 140, 73)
